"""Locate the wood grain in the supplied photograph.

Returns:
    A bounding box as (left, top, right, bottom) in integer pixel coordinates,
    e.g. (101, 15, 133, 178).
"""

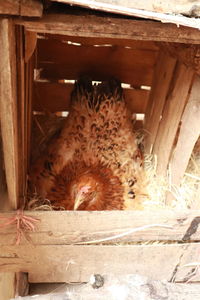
(0, 19, 19, 209)
(15, 13, 200, 44)
(33, 82, 149, 113)
(1, 210, 200, 246)
(152, 63, 194, 175)
(144, 51, 176, 153)
(52, 0, 200, 17)
(0, 273, 15, 300)
(169, 75, 200, 186)
(0, 243, 199, 283)
(0, 0, 42, 17)
(38, 34, 159, 50)
(51, 0, 200, 29)
(37, 39, 156, 86)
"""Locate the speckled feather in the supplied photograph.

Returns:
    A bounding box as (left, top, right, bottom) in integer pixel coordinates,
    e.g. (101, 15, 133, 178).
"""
(30, 78, 147, 210)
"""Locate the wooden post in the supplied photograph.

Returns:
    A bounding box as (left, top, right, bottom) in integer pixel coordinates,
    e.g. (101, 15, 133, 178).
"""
(0, 18, 19, 209)
(0, 19, 29, 298)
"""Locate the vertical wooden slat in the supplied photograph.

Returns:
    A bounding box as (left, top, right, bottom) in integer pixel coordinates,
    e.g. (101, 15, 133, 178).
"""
(144, 51, 176, 153)
(152, 62, 194, 176)
(0, 18, 19, 209)
(169, 75, 200, 186)
(0, 19, 29, 298)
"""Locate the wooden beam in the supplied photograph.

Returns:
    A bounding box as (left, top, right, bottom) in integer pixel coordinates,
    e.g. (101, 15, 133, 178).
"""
(39, 64, 153, 87)
(1, 210, 200, 245)
(38, 34, 159, 50)
(33, 82, 149, 113)
(15, 13, 200, 44)
(144, 51, 177, 153)
(53, 0, 200, 17)
(169, 75, 200, 187)
(37, 39, 156, 86)
(0, 19, 19, 209)
(0, 243, 199, 283)
(152, 62, 194, 176)
(52, 0, 200, 29)
(0, 0, 43, 17)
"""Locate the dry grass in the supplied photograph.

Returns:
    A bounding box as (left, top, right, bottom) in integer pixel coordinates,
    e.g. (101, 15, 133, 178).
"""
(144, 136, 200, 209)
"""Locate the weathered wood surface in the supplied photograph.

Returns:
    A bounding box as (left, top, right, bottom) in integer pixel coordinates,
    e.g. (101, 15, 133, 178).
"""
(0, 0, 43, 17)
(0, 19, 19, 209)
(37, 39, 157, 86)
(144, 51, 176, 153)
(0, 273, 15, 300)
(169, 75, 200, 187)
(0, 243, 200, 283)
(33, 82, 149, 113)
(152, 63, 194, 176)
(25, 30, 37, 63)
(1, 210, 200, 245)
(159, 43, 200, 76)
(26, 274, 200, 300)
(39, 34, 159, 50)
(52, 0, 200, 29)
(53, 0, 200, 17)
(15, 13, 200, 44)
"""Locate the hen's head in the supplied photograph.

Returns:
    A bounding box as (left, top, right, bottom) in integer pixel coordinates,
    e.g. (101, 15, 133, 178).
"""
(71, 174, 100, 210)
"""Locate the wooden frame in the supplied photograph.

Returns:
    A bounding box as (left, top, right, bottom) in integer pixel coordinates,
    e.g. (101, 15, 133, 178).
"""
(0, 7, 200, 297)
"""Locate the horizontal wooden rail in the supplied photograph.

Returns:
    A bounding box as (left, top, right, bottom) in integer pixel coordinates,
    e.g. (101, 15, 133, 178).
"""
(0, 210, 200, 283)
(33, 82, 149, 113)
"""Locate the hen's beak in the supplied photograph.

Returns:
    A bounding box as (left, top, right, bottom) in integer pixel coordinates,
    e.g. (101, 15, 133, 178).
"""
(74, 192, 84, 210)
(73, 185, 91, 210)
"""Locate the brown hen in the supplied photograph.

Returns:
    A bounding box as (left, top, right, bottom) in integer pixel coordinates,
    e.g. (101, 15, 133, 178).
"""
(30, 77, 147, 210)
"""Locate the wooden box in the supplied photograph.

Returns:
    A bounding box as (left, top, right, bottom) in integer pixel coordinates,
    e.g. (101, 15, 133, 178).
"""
(0, 2, 200, 298)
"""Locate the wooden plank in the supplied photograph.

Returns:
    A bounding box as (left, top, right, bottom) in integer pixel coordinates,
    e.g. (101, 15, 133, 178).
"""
(0, 273, 15, 300)
(52, 0, 200, 17)
(169, 75, 200, 187)
(15, 13, 200, 44)
(39, 34, 159, 50)
(0, 19, 19, 209)
(37, 39, 156, 86)
(33, 82, 149, 113)
(52, 0, 200, 29)
(1, 210, 200, 245)
(0, 0, 43, 17)
(144, 51, 176, 153)
(39, 64, 153, 87)
(152, 63, 194, 176)
(38, 38, 157, 67)
(0, 21, 29, 300)
(0, 243, 199, 283)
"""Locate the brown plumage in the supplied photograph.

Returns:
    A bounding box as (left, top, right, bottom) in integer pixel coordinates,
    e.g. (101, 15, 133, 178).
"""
(30, 77, 147, 210)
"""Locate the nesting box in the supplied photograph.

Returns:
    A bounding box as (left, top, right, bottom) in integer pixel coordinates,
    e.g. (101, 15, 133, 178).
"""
(0, 1, 200, 298)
